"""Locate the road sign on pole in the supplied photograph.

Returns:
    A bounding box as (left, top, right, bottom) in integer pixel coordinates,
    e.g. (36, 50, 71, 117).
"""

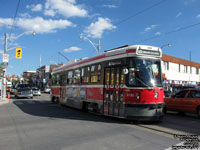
(3, 54, 9, 63)
(16, 48, 22, 59)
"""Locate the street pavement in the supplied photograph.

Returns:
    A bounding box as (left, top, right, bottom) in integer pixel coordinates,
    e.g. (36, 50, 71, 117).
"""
(0, 94, 198, 150)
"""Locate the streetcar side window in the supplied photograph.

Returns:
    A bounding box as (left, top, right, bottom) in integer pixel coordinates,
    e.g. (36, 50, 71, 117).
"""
(81, 67, 90, 84)
(52, 74, 60, 85)
(52, 74, 57, 85)
(91, 64, 101, 83)
(68, 70, 73, 85)
(74, 69, 81, 84)
(61, 74, 67, 86)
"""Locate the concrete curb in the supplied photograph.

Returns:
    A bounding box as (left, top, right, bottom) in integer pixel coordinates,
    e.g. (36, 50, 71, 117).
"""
(0, 98, 9, 105)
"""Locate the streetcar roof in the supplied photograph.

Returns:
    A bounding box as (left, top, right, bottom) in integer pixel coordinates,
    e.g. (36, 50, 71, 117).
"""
(52, 45, 162, 74)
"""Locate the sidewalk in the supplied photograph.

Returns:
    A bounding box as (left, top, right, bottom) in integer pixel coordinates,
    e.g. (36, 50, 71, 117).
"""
(0, 98, 9, 105)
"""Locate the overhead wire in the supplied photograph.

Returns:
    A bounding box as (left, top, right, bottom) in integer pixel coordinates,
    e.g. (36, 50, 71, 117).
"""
(132, 21, 200, 44)
(43, 0, 168, 64)
(114, 0, 167, 26)
(8, 0, 21, 40)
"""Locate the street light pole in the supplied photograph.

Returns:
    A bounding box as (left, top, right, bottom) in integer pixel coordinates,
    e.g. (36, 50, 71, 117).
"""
(80, 35, 100, 55)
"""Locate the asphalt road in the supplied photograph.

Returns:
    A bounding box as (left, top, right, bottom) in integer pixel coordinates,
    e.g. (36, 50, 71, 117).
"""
(0, 94, 199, 150)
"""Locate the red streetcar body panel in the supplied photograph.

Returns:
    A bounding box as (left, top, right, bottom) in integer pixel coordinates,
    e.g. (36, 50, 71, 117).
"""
(124, 88, 164, 104)
(86, 87, 102, 101)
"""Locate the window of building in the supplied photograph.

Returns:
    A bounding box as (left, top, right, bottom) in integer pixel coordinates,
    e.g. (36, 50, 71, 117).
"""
(179, 64, 181, 72)
(184, 65, 187, 73)
(164, 61, 169, 70)
(74, 69, 81, 84)
(81, 67, 90, 84)
(196, 68, 199, 75)
(190, 66, 192, 74)
(68, 71, 73, 85)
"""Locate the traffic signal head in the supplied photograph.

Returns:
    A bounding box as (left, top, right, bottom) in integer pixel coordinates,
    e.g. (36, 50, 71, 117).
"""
(16, 48, 22, 59)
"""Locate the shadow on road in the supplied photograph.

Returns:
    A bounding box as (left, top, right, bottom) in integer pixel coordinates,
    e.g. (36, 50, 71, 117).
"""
(12, 98, 125, 125)
(11, 96, 200, 135)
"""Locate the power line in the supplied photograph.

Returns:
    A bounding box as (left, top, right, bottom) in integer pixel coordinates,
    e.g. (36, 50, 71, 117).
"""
(115, 0, 167, 26)
(30, 1, 168, 65)
(132, 21, 200, 44)
(8, 0, 21, 42)
(42, 40, 83, 65)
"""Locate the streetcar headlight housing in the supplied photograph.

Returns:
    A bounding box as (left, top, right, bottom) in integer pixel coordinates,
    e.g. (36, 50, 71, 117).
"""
(154, 92, 158, 98)
(136, 92, 140, 100)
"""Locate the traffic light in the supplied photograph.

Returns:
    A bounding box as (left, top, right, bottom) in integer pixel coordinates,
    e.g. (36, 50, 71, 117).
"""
(16, 48, 22, 59)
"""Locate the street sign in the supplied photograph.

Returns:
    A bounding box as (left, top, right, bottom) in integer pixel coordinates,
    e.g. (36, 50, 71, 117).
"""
(3, 54, 9, 62)
(16, 48, 22, 59)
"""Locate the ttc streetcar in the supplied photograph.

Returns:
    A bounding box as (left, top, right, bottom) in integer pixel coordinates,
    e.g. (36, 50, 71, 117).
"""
(51, 45, 164, 121)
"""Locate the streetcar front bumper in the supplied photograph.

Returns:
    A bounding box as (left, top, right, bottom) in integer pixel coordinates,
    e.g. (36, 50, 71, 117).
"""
(124, 103, 165, 121)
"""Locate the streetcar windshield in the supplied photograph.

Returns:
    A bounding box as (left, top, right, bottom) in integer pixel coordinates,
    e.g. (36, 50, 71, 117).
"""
(128, 58, 162, 87)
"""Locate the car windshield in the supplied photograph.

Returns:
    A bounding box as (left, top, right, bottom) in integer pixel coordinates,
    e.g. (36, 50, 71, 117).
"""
(32, 87, 39, 90)
(18, 84, 31, 89)
(128, 58, 162, 87)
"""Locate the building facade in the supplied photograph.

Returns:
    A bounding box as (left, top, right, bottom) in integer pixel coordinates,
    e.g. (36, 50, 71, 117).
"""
(23, 71, 36, 84)
(162, 54, 200, 93)
(36, 65, 60, 89)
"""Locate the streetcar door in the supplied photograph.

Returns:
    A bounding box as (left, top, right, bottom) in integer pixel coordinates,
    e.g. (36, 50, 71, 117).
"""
(60, 75, 67, 104)
(103, 67, 124, 116)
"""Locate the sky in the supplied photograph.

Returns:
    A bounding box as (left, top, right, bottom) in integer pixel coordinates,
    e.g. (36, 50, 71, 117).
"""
(0, 0, 200, 75)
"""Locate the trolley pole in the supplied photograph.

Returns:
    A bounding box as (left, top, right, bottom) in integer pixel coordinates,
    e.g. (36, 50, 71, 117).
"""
(98, 40, 100, 55)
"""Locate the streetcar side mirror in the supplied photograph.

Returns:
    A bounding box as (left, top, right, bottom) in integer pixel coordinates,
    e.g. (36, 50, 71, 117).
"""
(122, 68, 129, 75)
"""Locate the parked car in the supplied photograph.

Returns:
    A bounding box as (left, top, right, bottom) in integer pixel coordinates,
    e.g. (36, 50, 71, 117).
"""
(32, 87, 41, 96)
(164, 90, 172, 98)
(14, 84, 33, 99)
(164, 89, 200, 117)
(44, 87, 51, 93)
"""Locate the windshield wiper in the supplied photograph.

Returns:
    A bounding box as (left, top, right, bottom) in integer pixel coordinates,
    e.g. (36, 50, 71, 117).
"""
(135, 77, 153, 88)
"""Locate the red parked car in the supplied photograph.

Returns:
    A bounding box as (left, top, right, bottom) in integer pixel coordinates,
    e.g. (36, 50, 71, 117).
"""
(164, 89, 200, 117)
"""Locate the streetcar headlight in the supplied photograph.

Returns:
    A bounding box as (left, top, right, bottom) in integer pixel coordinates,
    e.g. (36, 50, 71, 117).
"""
(136, 92, 140, 100)
(154, 92, 158, 98)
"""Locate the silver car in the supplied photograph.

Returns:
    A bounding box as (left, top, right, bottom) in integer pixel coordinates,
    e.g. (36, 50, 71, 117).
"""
(32, 87, 41, 96)
(15, 84, 33, 99)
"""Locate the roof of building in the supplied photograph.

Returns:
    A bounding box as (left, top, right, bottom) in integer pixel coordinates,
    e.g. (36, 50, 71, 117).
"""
(162, 54, 200, 68)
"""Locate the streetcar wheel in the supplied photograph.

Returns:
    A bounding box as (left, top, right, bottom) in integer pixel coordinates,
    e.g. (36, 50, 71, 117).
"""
(82, 102, 88, 112)
(197, 107, 200, 118)
(163, 107, 167, 114)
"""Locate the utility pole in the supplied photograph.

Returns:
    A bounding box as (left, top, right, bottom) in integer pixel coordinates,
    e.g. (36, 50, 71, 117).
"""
(2, 33, 8, 99)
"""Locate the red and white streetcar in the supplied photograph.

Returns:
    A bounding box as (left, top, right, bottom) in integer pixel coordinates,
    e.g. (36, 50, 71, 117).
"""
(51, 45, 164, 121)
